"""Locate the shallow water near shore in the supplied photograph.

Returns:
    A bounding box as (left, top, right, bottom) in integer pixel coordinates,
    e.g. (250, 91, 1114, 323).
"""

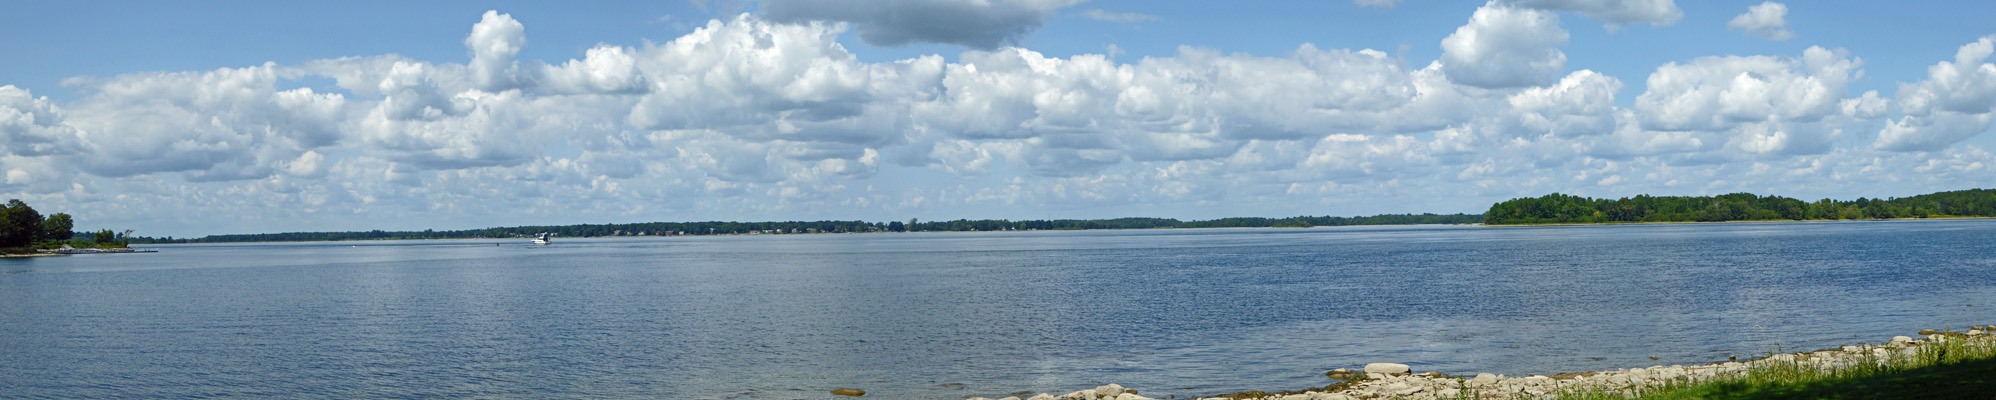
(2, 220, 1993, 399)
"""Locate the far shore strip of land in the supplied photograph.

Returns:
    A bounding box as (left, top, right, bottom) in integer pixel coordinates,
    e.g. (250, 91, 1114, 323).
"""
(1481, 214, 1996, 227)
(0, 252, 67, 258)
(132, 215, 1996, 246)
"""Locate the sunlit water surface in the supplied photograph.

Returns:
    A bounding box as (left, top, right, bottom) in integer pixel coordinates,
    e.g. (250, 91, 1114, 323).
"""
(3, 220, 1994, 399)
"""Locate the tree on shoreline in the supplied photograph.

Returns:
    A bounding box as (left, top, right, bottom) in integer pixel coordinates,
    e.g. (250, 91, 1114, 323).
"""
(1, 199, 43, 248)
(43, 213, 73, 241)
(1485, 189, 1996, 225)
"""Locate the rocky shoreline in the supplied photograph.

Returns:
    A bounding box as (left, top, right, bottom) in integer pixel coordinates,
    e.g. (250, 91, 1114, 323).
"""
(962, 326, 1994, 400)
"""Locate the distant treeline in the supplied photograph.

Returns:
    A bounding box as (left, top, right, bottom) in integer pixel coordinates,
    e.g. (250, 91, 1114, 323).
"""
(1485, 189, 1996, 225)
(131, 213, 1484, 244)
(908, 214, 1484, 232)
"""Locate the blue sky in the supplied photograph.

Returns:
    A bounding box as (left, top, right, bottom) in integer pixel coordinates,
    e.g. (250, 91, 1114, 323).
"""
(3, 0, 1996, 237)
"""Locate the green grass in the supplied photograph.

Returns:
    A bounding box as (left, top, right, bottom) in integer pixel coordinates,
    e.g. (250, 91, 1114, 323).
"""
(1537, 333, 1996, 400)
(1643, 356, 1996, 399)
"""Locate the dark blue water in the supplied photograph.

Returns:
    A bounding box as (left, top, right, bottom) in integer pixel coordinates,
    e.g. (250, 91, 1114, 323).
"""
(2, 220, 1993, 399)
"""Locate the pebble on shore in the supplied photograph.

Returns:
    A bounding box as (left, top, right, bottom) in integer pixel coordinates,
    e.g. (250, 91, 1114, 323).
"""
(982, 327, 1994, 400)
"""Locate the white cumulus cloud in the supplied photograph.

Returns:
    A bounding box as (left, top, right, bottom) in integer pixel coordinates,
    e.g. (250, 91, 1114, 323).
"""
(61, 63, 348, 181)
(1875, 36, 1996, 152)
(1441, 1, 1570, 89)
(1500, 70, 1623, 138)
(1632, 47, 1866, 156)
(466, 10, 530, 91)
(0, 86, 87, 157)
(1728, 2, 1796, 41)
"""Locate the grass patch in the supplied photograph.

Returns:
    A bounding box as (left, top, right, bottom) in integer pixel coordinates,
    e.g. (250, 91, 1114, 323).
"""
(1547, 332, 1996, 400)
(1645, 356, 1996, 399)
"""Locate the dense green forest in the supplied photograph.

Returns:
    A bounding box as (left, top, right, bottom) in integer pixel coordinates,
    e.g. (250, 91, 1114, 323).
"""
(1485, 189, 1996, 225)
(132, 213, 1484, 244)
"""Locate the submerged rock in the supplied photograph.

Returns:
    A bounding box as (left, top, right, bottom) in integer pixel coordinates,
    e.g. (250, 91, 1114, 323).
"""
(831, 388, 866, 396)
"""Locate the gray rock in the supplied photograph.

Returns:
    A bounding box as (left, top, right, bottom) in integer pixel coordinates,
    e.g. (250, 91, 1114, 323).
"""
(1094, 384, 1126, 399)
(1028, 395, 1057, 400)
(1469, 373, 1499, 386)
(1364, 362, 1412, 375)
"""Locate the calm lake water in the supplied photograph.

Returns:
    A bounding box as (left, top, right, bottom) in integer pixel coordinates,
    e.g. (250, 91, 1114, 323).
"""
(3, 220, 1994, 399)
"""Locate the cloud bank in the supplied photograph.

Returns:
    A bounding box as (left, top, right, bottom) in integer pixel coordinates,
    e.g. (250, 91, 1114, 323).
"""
(2, 6, 1993, 237)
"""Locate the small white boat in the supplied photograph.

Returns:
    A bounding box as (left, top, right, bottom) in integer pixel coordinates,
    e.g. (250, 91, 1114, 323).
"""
(532, 232, 552, 245)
